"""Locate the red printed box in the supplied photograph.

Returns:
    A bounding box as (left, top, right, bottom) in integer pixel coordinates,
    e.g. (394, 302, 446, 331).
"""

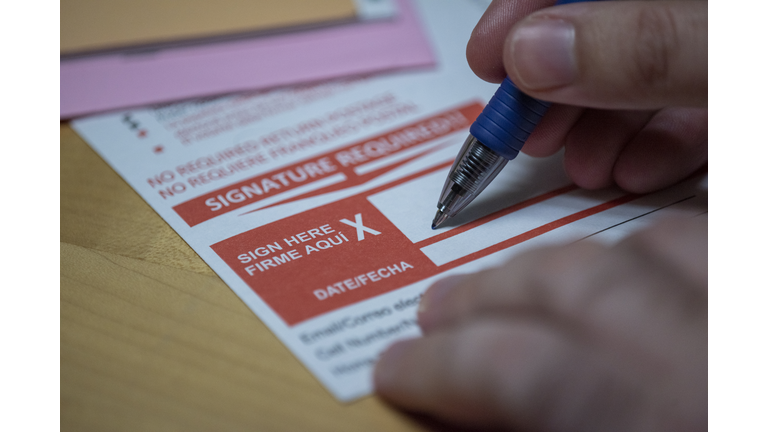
(211, 195, 438, 325)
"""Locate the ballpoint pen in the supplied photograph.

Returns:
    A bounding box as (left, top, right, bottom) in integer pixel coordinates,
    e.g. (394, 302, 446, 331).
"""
(431, 0, 587, 229)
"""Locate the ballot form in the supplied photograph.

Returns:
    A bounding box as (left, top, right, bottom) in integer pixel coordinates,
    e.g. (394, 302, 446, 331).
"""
(72, 0, 707, 401)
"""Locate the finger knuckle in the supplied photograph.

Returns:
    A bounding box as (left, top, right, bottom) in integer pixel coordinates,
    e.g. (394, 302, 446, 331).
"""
(521, 244, 603, 311)
(618, 228, 658, 259)
(629, 5, 681, 90)
(623, 218, 689, 259)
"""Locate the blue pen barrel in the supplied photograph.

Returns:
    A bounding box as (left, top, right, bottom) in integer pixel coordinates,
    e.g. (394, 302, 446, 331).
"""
(468, 77, 550, 160)
(433, 0, 592, 228)
(468, 0, 589, 157)
(435, 77, 551, 219)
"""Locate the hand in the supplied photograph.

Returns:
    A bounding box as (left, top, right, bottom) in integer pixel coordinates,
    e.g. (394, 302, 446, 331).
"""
(374, 218, 707, 431)
(467, 0, 707, 193)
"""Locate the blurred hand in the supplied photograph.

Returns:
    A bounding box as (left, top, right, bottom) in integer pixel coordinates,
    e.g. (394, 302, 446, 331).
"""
(375, 3, 708, 429)
(466, 0, 707, 193)
(374, 218, 707, 431)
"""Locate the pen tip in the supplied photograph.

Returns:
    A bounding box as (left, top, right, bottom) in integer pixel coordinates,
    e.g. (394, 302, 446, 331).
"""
(431, 210, 449, 230)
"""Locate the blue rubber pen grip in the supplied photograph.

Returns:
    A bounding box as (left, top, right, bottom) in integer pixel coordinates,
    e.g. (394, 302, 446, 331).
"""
(469, 76, 551, 160)
(468, 0, 591, 159)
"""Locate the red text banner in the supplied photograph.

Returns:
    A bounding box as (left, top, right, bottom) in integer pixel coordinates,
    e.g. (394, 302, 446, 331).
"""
(174, 102, 483, 226)
(211, 196, 438, 325)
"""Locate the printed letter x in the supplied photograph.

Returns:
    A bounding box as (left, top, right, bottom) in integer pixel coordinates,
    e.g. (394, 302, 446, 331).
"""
(339, 213, 381, 241)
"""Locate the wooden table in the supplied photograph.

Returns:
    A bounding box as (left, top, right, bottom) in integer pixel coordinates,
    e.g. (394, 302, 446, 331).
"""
(61, 124, 428, 431)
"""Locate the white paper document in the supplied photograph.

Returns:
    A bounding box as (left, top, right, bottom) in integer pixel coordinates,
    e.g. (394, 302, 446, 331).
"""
(72, 0, 707, 401)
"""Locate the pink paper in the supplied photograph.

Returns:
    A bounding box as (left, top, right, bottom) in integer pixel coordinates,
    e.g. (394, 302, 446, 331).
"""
(60, 0, 434, 119)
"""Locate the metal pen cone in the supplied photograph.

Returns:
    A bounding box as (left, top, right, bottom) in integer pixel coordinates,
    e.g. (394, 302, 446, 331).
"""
(431, 210, 449, 230)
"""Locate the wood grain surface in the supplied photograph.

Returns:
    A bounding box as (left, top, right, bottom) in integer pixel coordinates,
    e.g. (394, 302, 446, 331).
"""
(60, 124, 428, 432)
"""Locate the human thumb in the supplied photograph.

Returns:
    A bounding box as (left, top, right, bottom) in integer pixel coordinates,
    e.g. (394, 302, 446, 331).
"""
(504, 1, 707, 109)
